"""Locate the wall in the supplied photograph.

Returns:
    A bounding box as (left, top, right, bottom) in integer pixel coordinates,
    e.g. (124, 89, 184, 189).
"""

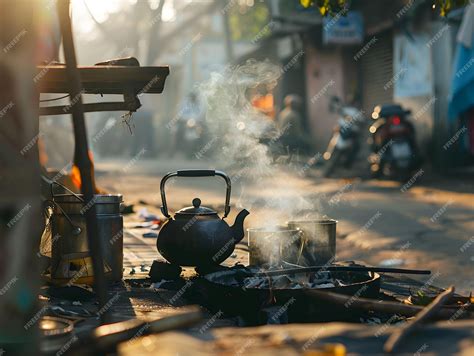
(304, 41, 346, 152)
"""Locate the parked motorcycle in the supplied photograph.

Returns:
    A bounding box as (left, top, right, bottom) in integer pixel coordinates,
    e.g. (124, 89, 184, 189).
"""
(323, 97, 365, 177)
(368, 104, 420, 180)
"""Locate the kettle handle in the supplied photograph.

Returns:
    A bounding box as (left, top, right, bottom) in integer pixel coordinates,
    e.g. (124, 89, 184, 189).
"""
(160, 170, 231, 218)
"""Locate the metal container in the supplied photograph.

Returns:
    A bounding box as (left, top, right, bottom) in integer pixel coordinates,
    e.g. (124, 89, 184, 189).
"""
(39, 316, 74, 354)
(247, 227, 303, 266)
(50, 189, 123, 283)
(287, 219, 337, 266)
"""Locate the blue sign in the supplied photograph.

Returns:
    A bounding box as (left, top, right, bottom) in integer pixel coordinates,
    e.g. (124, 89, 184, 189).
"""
(323, 11, 364, 45)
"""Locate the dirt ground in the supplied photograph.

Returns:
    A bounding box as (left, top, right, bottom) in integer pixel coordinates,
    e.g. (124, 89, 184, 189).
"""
(96, 157, 474, 295)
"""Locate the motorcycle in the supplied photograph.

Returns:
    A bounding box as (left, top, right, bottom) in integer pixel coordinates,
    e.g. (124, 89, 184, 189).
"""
(323, 97, 364, 177)
(368, 104, 420, 180)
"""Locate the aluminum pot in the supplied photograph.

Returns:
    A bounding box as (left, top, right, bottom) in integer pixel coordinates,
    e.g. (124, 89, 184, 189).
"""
(287, 219, 337, 266)
(50, 186, 123, 283)
(247, 226, 303, 266)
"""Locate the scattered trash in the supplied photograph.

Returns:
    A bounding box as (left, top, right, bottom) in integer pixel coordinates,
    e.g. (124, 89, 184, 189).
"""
(150, 279, 172, 289)
(230, 253, 237, 258)
(149, 260, 182, 282)
(121, 203, 135, 214)
(379, 259, 405, 267)
(143, 232, 159, 238)
(130, 267, 136, 275)
(140, 264, 149, 272)
(133, 221, 154, 228)
(138, 208, 159, 222)
(365, 317, 382, 325)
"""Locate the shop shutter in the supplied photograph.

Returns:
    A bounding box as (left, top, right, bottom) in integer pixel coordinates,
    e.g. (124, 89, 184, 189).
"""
(360, 30, 394, 114)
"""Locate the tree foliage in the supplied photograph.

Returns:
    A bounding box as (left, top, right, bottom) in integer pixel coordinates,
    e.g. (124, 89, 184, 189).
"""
(229, 1, 271, 42)
(300, 0, 471, 17)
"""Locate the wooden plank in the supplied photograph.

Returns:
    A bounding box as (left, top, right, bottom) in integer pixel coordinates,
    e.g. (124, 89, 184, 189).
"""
(37, 66, 170, 94)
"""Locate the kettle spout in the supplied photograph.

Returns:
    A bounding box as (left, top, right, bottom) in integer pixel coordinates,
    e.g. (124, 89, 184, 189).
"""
(231, 209, 250, 243)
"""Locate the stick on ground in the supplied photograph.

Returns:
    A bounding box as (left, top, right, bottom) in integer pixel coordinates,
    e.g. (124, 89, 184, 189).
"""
(384, 286, 455, 354)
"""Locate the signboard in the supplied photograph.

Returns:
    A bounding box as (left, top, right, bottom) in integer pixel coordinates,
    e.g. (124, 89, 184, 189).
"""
(394, 34, 433, 98)
(323, 11, 364, 45)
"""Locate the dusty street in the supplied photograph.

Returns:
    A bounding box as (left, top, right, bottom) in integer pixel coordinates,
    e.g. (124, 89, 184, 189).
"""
(97, 157, 474, 295)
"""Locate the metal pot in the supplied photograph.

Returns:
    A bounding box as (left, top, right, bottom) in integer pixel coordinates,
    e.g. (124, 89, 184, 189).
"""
(287, 219, 337, 266)
(49, 183, 123, 283)
(247, 227, 303, 266)
(157, 169, 249, 267)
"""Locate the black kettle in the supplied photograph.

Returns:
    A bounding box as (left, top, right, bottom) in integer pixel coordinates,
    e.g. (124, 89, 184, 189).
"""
(157, 170, 249, 267)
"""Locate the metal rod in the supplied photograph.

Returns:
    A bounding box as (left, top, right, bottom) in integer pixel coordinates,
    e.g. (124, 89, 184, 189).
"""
(56, 0, 109, 324)
(253, 265, 432, 277)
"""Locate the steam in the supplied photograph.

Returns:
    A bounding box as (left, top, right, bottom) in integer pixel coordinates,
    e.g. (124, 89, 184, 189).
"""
(199, 59, 322, 230)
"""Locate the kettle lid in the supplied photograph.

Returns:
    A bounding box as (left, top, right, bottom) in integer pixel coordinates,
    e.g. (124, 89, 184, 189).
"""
(175, 198, 217, 216)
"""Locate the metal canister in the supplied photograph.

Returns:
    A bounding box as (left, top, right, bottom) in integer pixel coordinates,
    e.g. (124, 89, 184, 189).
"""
(50, 191, 123, 283)
(287, 219, 337, 266)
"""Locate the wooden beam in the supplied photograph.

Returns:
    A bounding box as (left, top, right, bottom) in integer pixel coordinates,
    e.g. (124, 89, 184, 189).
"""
(37, 65, 169, 94)
(39, 101, 141, 116)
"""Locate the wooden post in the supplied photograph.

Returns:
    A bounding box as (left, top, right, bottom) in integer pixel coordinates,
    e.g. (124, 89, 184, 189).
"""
(56, 0, 109, 323)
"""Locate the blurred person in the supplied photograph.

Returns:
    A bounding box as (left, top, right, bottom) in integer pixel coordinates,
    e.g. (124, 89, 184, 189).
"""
(276, 94, 308, 161)
(173, 92, 206, 157)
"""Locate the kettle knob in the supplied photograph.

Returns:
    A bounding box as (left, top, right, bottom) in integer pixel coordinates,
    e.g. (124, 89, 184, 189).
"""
(192, 198, 201, 208)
